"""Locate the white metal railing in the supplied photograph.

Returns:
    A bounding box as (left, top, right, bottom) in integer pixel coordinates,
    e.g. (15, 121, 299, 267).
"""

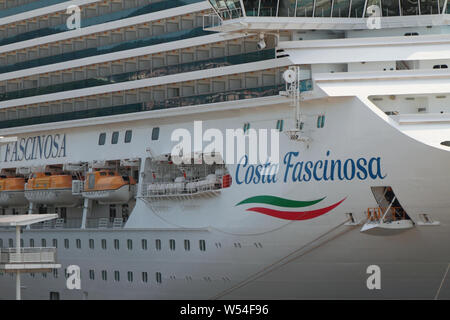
(141, 175, 228, 198)
(0, 247, 57, 264)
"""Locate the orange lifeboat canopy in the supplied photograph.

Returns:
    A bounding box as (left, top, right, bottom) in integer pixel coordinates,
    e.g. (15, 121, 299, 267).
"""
(0, 177, 25, 191)
(84, 171, 136, 192)
(27, 173, 73, 190)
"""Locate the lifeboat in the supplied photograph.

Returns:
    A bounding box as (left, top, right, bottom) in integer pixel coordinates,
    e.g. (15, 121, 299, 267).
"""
(0, 177, 28, 208)
(24, 172, 82, 206)
(82, 171, 136, 204)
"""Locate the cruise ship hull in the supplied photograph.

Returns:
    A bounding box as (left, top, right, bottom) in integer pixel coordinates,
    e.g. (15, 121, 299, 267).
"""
(1, 94, 450, 299)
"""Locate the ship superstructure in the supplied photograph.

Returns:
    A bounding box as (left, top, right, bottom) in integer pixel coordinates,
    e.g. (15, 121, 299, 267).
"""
(0, 0, 449, 299)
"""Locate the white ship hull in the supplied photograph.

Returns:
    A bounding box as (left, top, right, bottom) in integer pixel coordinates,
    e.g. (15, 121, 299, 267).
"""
(1, 92, 450, 299)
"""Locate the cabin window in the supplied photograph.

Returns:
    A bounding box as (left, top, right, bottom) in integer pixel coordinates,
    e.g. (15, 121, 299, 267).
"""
(101, 239, 107, 250)
(155, 239, 161, 251)
(124, 130, 132, 143)
(76, 239, 81, 249)
(98, 133, 106, 145)
(156, 272, 162, 284)
(317, 115, 325, 128)
(184, 240, 190, 251)
(199, 240, 206, 251)
(243, 122, 250, 134)
(169, 239, 176, 251)
(276, 119, 284, 132)
(53, 239, 57, 248)
(433, 65, 448, 69)
(101, 270, 107, 281)
(142, 272, 148, 283)
(89, 270, 95, 280)
(41, 239, 46, 247)
(127, 271, 133, 282)
(114, 239, 120, 250)
(141, 239, 148, 250)
(111, 131, 119, 144)
(89, 239, 94, 249)
(29, 239, 34, 247)
(152, 127, 160, 141)
(114, 271, 120, 282)
(127, 239, 133, 250)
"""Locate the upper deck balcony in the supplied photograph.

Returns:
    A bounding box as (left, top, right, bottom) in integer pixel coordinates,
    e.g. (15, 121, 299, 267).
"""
(206, 0, 450, 31)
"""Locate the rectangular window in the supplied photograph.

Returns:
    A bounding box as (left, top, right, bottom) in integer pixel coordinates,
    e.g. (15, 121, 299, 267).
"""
(124, 130, 132, 143)
(89, 270, 95, 280)
(89, 239, 94, 249)
(127, 271, 133, 282)
(276, 119, 284, 132)
(98, 133, 106, 145)
(53, 239, 58, 248)
(29, 239, 34, 247)
(53, 269, 58, 278)
(114, 271, 120, 282)
(169, 239, 176, 251)
(184, 239, 190, 251)
(0, 239, 2, 248)
(142, 272, 148, 283)
(101, 270, 107, 281)
(101, 239, 107, 250)
(41, 239, 46, 247)
(8, 239, 13, 247)
(76, 239, 81, 249)
(156, 272, 162, 284)
(155, 239, 161, 251)
(141, 239, 148, 250)
(114, 239, 119, 250)
(127, 239, 133, 250)
(199, 240, 206, 251)
(151, 127, 160, 141)
(243, 122, 250, 134)
(111, 131, 119, 144)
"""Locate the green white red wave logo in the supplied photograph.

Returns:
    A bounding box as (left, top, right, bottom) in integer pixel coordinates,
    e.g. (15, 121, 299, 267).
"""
(236, 195, 346, 221)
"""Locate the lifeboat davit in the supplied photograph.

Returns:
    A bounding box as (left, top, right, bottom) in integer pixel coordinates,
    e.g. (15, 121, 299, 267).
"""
(82, 171, 136, 204)
(0, 177, 28, 208)
(24, 173, 82, 206)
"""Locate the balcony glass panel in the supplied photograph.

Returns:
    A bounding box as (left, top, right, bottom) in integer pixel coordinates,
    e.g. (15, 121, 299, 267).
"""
(296, 0, 315, 17)
(314, 0, 333, 17)
(419, 0, 440, 14)
(0, 0, 68, 19)
(349, 0, 366, 17)
(0, 0, 203, 47)
(380, 0, 400, 16)
(0, 82, 311, 129)
(0, 27, 211, 74)
(0, 49, 275, 102)
(332, 0, 351, 17)
(401, 0, 420, 15)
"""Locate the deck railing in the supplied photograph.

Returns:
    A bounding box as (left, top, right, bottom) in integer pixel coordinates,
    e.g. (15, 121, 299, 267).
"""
(0, 247, 57, 264)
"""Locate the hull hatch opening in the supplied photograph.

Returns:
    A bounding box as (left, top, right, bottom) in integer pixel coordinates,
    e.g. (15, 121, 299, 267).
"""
(361, 186, 414, 234)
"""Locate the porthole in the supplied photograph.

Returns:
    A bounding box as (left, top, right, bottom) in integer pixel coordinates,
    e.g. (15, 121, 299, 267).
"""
(111, 132, 119, 144)
(152, 127, 160, 141)
(124, 130, 132, 143)
(98, 133, 106, 145)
